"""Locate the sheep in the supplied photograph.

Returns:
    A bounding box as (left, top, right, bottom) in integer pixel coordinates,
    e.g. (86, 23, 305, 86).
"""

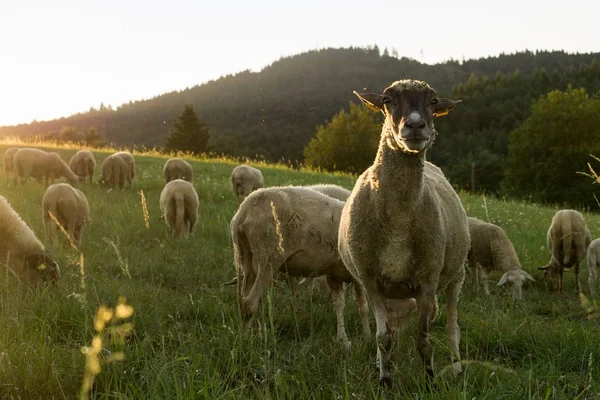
(231, 165, 264, 201)
(42, 183, 90, 248)
(467, 217, 534, 300)
(69, 150, 96, 184)
(338, 79, 467, 385)
(232, 186, 370, 348)
(159, 179, 199, 238)
(163, 157, 194, 183)
(113, 151, 135, 187)
(539, 209, 591, 293)
(3, 147, 19, 182)
(99, 155, 129, 189)
(307, 184, 351, 202)
(0, 195, 60, 284)
(13, 148, 81, 186)
(587, 238, 600, 297)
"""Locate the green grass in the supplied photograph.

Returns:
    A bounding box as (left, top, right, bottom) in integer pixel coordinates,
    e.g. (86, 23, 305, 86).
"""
(0, 143, 599, 399)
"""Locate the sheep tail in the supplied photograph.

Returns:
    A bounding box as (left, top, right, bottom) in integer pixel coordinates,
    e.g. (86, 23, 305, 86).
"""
(174, 192, 185, 237)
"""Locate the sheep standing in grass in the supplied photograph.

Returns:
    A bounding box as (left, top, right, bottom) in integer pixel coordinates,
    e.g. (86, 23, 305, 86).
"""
(3, 147, 20, 183)
(0, 195, 60, 284)
(159, 179, 199, 238)
(587, 238, 600, 297)
(42, 183, 90, 247)
(232, 186, 370, 348)
(69, 150, 96, 184)
(114, 151, 135, 187)
(539, 209, 591, 293)
(163, 158, 194, 183)
(13, 148, 81, 186)
(99, 155, 129, 189)
(231, 165, 264, 201)
(467, 217, 534, 300)
(338, 79, 468, 385)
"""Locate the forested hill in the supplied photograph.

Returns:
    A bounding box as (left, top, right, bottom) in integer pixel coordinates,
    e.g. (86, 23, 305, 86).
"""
(1, 47, 598, 161)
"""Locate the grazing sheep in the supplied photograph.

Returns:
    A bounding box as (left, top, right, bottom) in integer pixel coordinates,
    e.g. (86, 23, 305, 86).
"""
(231, 165, 264, 201)
(13, 148, 81, 186)
(163, 158, 194, 183)
(113, 151, 135, 187)
(0, 195, 60, 284)
(587, 238, 600, 297)
(3, 147, 19, 182)
(467, 217, 534, 300)
(42, 183, 90, 247)
(338, 79, 467, 385)
(539, 209, 591, 293)
(99, 155, 129, 189)
(233, 186, 370, 348)
(159, 179, 199, 238)
(69, 150, 96, 184)
(307, 184, 351, 202)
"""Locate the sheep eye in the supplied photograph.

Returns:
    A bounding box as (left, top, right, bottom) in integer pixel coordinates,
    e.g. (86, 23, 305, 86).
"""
(382, 96, 391, 105)
(430, 98, 439, 106)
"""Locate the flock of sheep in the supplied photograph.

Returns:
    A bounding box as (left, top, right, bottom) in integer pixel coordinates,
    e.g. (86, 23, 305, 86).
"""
(1, 78, 599, 387)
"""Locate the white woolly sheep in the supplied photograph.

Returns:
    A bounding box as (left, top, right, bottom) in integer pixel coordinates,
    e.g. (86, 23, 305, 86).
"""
(13, 148, 81, 186)
(0, 195, 60, 284)
(539, 209, 591, 293)
(338, 79, 467, 385)
(69, 150, 96, 184)
(99, 155, 129, 189)
(231, 165, 264, 202)
(467, 217, 534, 300)
(113, 151, 135, 187)
(159, 179, 199, 238)
(163, 158, 194, 183)
(307, 184, 351, 202)
(587, 238, 600, 297)
(3, 147, 19, 183)
(232, 186, 370, 348)
(42, 183, 90, 247)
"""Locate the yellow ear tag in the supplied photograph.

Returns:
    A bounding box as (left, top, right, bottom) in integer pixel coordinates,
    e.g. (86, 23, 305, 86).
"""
(433, 110, 449, 118)
(38, 263, 47, 270)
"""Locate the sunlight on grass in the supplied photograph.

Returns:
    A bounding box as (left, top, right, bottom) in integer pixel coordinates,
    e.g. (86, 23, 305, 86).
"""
(139, 190, 150, 229)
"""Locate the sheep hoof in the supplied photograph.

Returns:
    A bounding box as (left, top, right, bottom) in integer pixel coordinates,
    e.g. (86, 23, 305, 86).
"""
(379, 376, 392, 388)
(340, 339, 352, 351)
(451, 361, 462, 376)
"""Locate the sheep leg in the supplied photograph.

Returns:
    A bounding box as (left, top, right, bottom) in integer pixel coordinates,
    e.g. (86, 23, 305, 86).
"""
(241, 254, 274, 332)
(574, 262, 581, 293)
(445, 280, 463, 376)
(326, 277, 351, 349)
(480, 266, 490, 296)
(353, 281, 371, 337)
(559, 268, 564, 293)
(589, 258, 598, 297)
(416, 287, 437, 381)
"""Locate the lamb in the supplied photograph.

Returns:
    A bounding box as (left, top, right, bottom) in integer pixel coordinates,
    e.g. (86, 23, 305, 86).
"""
(0, 195, 60, 284)
(587, 238, 600, 297)
(99, 155, 129, 189)
(163, 157, 194, 183)
(42, 183, 90, 248)
(231, 165, 264, 201)
(307, 184, 351, 202)
(13, 148, 81, 186)
(113, 151, 135, 187)
(3, 147, 19, 182)
(338, 79, 468, 385)
(467, 217, 534, 300)
(69, 150, 96, 184)
(539, 209, 591, 293)
(232, 186, 370, 348)
(159, 179, 199, 238)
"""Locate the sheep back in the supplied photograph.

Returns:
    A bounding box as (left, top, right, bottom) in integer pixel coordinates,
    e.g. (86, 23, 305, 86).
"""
(231, 165, 264, 201)
(163, 158, 194, 183)
(467, 217, 521, 273)
(69, 150, 96, 183)
(100, 155, 129, 189)
(308, 184, 351, 202)
(159, 179, 199, 238)
(113, 151, 135, 183)
(547, 209, 591, 267)
(42, 183, 90, 246)
(3, 147, 19, 178)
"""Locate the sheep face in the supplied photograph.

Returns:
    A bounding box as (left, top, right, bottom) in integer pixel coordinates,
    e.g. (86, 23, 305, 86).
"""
(354, 79, 460, 154)
(538, 264, 561, 292)
(497, 269, 535, 300)
(23, 250, 61, 283)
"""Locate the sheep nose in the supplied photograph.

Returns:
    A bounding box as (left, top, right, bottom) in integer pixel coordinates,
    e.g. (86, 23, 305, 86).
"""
(405, 112, 426, 129)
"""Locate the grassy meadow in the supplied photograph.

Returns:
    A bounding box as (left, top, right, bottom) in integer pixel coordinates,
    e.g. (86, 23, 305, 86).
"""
(0, 142, 599, 399)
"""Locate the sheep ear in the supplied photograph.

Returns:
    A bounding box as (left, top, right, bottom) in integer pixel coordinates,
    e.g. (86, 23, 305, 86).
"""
(537, 266, 549, 271)
(522, 271, 535, 281)
(497, 272, 509, 286)
(433, 98, 461, 117)
(353, 91, 384, 112)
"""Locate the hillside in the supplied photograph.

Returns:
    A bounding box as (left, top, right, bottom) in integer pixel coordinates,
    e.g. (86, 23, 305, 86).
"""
(1, 48, 599, 162)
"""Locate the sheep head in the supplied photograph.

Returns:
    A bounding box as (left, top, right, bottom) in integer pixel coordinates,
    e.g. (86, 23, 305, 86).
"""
(538, 262, 561, 292)
(354, 79, 460, 154)
(497, 269, 535, 300)
(23, 249, 61, 283)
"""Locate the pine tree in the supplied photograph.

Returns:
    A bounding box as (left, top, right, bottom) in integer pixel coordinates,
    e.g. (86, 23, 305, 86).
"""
(164, 104, 210, 155)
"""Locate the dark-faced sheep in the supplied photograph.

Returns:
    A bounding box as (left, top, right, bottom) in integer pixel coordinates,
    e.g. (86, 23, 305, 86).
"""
(69, 150, 96, 184)
(99, 155, 129, 189)
(0, 195, 60, 284)
(3, 147, 20, 183)
(159, 179, 199, 238)
(539, 209, 591, 293)
(113, 151, 135, 187)
(13, 148, 81, 186)
(467, 217, 534, 300)
(42, 183, 90, 247)
(338, 79, 467, 385)
(231, 165, 264, 202)
(233, 186, 370, 348)
(163, 158, 194, 183)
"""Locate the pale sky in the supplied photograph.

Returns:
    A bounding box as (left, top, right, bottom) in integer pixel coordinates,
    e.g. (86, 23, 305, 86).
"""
(1, 0, 598, 126)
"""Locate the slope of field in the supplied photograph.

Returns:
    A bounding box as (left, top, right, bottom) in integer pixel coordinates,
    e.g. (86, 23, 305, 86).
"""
(0, 143, 598, 399)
